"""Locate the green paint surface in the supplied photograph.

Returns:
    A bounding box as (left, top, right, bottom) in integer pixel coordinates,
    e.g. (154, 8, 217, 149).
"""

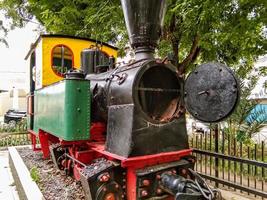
(33, 79, 90, 141)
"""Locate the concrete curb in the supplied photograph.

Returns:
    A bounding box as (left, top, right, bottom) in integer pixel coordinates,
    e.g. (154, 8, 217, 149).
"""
(8, 146, 44, 200)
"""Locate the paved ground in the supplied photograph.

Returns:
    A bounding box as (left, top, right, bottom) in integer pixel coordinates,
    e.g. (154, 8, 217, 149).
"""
(220, 189, 259, 200)
(0, 151, 19, 200)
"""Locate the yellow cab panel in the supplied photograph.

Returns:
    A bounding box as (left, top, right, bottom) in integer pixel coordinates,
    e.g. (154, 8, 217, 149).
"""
(25, 34, 118, 89)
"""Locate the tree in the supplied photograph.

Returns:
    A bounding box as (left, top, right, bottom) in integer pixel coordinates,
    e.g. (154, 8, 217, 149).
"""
(0, 0, 126, 52)
(0, 0, 266, 72)
(223, 65, 267, 144)
(1, 0, 266, 141)
(0, 18, 8, 47)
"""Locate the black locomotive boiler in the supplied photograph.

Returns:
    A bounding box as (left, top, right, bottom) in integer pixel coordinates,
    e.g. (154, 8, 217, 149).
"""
(27, 0, 239, 199)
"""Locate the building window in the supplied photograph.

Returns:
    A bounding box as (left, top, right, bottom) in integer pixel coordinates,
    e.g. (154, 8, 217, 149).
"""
(51, 45, 73, 77)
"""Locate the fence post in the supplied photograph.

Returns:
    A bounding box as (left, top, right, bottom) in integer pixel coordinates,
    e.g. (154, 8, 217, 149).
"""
(215, 123, 219, 187)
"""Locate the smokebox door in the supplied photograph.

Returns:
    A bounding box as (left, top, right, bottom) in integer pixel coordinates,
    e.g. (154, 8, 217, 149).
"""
(184, 62, 239, 122)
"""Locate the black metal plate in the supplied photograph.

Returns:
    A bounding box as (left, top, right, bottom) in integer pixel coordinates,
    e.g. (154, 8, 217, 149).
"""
(184, 62, 239, 122)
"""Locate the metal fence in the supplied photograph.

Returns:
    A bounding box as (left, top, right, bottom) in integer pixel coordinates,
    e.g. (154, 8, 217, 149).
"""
(190, 129, 267, 199)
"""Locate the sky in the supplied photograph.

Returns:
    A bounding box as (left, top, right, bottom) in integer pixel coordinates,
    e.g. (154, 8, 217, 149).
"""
(0, 12, 39, 90)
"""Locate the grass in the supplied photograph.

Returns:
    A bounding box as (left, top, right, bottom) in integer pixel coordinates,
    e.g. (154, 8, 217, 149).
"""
(0, 119, 27, 133)
(30, 167, 41, 183)
(0, 119, 31, 147)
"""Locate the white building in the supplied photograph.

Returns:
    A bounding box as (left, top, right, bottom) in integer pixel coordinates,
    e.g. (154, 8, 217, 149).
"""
(0, 89, 27, 116)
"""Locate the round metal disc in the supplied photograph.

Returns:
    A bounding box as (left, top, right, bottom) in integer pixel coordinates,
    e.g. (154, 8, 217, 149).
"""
(184, 62, 239, 122)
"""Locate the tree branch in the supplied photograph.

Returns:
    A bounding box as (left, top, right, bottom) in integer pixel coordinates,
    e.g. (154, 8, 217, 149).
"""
(178, 33, 200, 74)
(169, 13, 182, 66)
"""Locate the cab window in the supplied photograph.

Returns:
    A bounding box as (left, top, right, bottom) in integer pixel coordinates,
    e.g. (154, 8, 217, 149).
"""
(51, 45, 73, 76)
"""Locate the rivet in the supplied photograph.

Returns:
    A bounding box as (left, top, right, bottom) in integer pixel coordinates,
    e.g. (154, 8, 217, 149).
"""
(99, 173, 110, 182)
(141, 190, 148, 197)
(142, 179, 150, 186)
(156, 188, 162, 195)
(181, 169, 187, 175)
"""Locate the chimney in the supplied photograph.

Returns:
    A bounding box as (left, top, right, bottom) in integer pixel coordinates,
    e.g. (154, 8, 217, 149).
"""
(120, 0, 167, 60)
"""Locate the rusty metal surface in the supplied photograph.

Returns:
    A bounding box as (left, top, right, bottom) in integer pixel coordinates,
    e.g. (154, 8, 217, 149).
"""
(184, 62, 239, 122)
(79, 158, 124, 200)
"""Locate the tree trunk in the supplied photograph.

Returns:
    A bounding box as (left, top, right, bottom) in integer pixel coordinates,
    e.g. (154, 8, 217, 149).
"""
(177, 34, 201, 75)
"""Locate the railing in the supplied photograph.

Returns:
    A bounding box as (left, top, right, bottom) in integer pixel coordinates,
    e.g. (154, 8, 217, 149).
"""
(0, 132, 31, 147)
(190, 130, 267, 199)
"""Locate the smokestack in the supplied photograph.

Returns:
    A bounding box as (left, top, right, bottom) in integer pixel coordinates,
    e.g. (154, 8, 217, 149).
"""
(120, 0, 167, 60)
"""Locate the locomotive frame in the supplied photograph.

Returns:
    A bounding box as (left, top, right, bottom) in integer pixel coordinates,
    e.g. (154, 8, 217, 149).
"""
(26, 0, 239, 199)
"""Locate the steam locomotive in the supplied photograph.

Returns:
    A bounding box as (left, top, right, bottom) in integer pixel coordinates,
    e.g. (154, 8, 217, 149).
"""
(27, 0, 239, 199)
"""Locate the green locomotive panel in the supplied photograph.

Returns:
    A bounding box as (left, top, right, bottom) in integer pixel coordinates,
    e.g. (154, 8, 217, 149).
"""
(33, 79, 90, 141)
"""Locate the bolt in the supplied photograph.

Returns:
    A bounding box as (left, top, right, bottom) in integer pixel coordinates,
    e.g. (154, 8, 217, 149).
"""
(105, 193, 115, 200)
(172, 169, 177, 174)
(181, 169, 187, 175)
(219, 68, 223, 72)
(121, 194, 125, 199)
(142, 179, 150, 186)
(122, 179, 126, 182)
(194, 71, 198, 74)
(156, 174, 161, 180)
(103, 187, 107, 192)
(115, 184, 119, 189)
(102, 175, 109, 182)
(99, 173, 110, 182)
(156, 188, 162, 195)
(141, 190, 148, 197)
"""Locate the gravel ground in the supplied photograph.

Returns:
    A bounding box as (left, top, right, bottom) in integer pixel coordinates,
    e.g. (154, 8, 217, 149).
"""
(17, 148, 85, 200)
